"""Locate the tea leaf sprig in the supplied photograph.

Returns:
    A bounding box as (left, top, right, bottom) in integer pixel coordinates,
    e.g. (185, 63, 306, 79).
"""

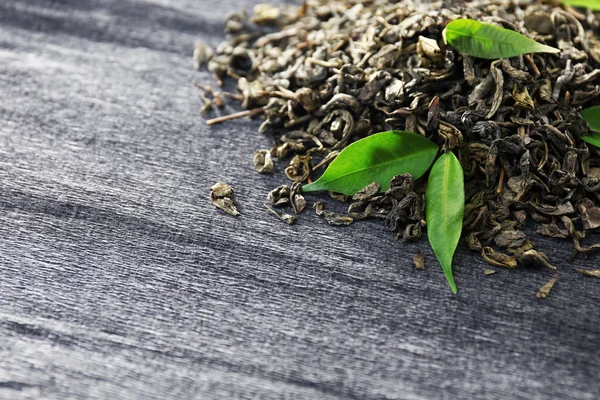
(302, 131, 465, 293)
(303, 131, 438, 195)
(425, 152, 464, 294)
(442, 19, 559, 59)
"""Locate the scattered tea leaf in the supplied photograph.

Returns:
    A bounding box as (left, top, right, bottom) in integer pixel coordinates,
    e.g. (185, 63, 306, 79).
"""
(426, 152, 465, 294)
(562, 0, 600, 11)
(575, 268, 600, 278)
(536, 273, 559, 299)
(254, 149, 274, 173)
(443, 19, 560, 59)
(265, 204, 296, 225)
(514, 248, 557, 271)
(210, 182, 240, 216)
(413, 250, 425, 270)
(352, 182, 381, 201)
(481, 247, 518, 269)
(303, 131, 438, 196)
(483, 268, 497, 275)
(313, 202, 354, 226)
(290, 183, 306, 214)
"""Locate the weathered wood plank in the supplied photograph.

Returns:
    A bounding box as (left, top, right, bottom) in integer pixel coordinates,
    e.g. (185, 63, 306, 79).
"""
(0, 1, 599, 399)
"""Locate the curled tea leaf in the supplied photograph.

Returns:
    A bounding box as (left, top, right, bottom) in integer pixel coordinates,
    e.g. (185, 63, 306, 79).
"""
(514, 248, 557, 271)
(303, 131, 438, 196)
(353, 182, 381, 201)
(425, 152, 465, 294)
(443, 19, 559, 59)
(290, 183, 306, 214)
(413, 250, 425, 270)
(193, 41, 214, 70)
(267, 185, 291, 206)
(210, 183, 240, 216)
(254, 149, 274, 173)
(481, 247, 517, 269)
(313, 202, 354, 226)
(265, 204, 296, 225)
(285, 155, 312, 183)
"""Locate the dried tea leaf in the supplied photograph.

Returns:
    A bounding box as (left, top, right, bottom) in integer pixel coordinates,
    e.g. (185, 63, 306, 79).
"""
(536, 273, 559, 299)
(211, 198, 239, 216)
(285, 155, 312, 183)
(483, 268, 497, 275)
(443, 19, 559, 59)
(254, 149, 274, 173)
(413, 250, 425, 270)
(267, 185, 291, 206)
(352, 182, 381, 201)
(481, 247, 517, 269)
(210, 182, 240, 216)
(290, 183, 306, 214)
(303, 131, 438, 196)
(210, 182, 234, 198)
(575, 269, 600, 278)
(426, 152, 464, 294)
(579, 198, 600, 230)
(313, 202, 353, 226)
(193, 41, 214, 70)
(515, 248, 557, 271)
(265, 204, 296, 225)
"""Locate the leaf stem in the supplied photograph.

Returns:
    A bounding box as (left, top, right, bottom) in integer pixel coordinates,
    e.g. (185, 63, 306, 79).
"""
(206, 107, 265, 125)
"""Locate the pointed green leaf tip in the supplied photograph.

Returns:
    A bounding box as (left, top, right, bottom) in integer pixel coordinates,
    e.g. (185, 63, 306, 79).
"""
(443, 19, 559, 59)
(580, 106, 600, 148)
(426, 152, 465, 294)
(302, 130, 438, 196)
(562, 0, 600, 11)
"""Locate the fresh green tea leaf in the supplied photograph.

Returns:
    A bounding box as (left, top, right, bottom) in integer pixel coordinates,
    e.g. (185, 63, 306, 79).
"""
(581, 133, 600, 148)
(580, 106, 600, 147)
(442, 19, 560, 59)
(425, 152, 465, 294)
(562, 0, 600, 11)
(581, 106, 600, 131)
(302, 131, 438, 196)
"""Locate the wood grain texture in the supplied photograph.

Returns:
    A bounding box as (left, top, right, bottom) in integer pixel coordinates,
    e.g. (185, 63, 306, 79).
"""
(0, 1, 599, 399)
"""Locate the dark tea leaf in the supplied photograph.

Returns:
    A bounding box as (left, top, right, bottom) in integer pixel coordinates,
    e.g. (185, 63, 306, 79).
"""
(303, 131, 438, 196)
(443, 19, 559, 59)
(426, 152, 464, 294)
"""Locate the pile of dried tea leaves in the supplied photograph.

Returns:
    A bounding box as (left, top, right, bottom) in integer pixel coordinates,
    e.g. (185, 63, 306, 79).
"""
(196, 0, 600, 288)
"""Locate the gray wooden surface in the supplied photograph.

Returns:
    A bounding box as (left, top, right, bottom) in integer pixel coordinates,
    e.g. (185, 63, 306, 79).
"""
(0, 1, 599, 399)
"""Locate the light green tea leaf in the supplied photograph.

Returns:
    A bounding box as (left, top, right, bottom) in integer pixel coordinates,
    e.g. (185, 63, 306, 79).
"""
(442, 19, 560, 59)
(580, 106, 600, 148)
(426, 152, 465, 294)
(562, 0, 600, 11)
(303, 131, 438, 196)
